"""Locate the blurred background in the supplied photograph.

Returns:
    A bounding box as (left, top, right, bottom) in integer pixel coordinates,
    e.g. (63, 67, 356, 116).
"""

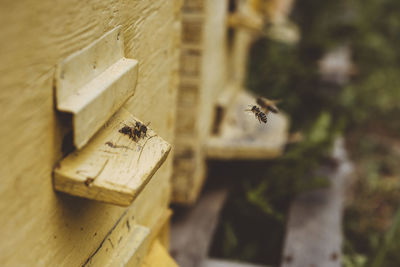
(174, 0, 400, 266)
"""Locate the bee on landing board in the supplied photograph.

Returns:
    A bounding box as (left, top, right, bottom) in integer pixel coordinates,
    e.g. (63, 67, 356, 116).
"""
(119, 121, 150, 141)
(136, 121, 150, 138)
(119, 125, 134, 138)
(245, 105, 268, 124)
(256, 97, 279, 114)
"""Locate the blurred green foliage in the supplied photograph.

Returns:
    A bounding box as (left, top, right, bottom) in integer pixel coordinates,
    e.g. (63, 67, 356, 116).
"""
(210, 0, 400, 266)
(344, 132, 400, 267)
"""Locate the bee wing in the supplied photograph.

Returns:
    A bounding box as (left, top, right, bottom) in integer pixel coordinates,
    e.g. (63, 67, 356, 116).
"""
(257, 97, 279, 113)
(256, 97, 268, 108)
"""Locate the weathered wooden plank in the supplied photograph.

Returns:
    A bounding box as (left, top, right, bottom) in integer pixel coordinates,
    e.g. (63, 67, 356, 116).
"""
(171, 188, 228, 267)
(281, 138, 354, 267)
(54, 108, 171, 206)
(207, 90, 288, 160)
(55, 26, 139, 148)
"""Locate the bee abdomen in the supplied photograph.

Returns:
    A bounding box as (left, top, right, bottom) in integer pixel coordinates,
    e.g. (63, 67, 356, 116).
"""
(259, 112, 267, 123)
(256, 98, 265, 108)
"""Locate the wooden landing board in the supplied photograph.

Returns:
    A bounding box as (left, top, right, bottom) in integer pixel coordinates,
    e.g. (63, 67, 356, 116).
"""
(53, 108, 171, 206)
(206, 90, 288, 160)
(281, 138, 353, 267)
(55, 26, 139, 148)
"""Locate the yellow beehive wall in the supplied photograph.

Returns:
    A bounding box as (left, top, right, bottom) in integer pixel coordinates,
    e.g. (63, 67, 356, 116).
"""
(0, 0, 181, 265)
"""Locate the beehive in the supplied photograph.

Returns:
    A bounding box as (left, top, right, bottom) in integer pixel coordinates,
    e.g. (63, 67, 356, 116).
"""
(173, 0, 291, 204)
(0, 0, 181, 265)
(0, 0, 297, 264)
(173, 0, 231, 204)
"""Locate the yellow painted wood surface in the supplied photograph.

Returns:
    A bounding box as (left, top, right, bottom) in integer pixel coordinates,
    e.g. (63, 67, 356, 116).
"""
(55, 26, 139, 148)
(86, 224, 150, 267)
(0, 0, 181, 265)
(148, 209, 173, 247)
(142, 240, 179, 267)
(54, 108, 171, 206)
(82, 180, 174, 267)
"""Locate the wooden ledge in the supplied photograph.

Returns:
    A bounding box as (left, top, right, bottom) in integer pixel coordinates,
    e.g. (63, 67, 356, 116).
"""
(206, 90, 288, 160)
(55, 26, 139, 148)
(53, 108, 171, 206)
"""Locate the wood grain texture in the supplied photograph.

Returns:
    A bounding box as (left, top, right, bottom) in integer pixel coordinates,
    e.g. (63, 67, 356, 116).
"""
(85, 223, 150, 267)
(54, 108, 171, 206)
(55, 26, 139, 148)
(207, 90, 288, 160)
(0, 0, 181, 265)
(82, 189, 174, 266)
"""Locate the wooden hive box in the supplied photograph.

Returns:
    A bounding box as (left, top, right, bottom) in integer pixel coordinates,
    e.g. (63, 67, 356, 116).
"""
(0, 0, 182, 266)
(173, 0, 291, 205)
(173, 0, 231, 204)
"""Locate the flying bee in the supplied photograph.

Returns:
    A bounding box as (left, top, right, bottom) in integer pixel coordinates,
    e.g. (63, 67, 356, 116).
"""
(256, 97, 279, 114)
(245, 105, 268, 124)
